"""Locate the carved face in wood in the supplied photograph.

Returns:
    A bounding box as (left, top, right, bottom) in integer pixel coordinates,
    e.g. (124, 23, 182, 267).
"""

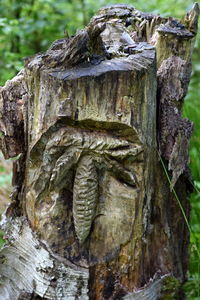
(23, 27, 155, 264)
(26, 122, 143, 262)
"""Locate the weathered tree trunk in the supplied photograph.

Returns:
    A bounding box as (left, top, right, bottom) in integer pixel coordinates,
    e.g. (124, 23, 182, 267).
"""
(0, 4, 199, 300)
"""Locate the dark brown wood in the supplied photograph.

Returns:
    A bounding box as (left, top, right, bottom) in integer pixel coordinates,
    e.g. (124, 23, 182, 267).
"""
(0, 4, 199, 300)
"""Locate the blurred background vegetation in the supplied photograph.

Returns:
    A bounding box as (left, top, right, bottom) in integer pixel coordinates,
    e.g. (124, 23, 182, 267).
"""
(0, 0, 199, 298)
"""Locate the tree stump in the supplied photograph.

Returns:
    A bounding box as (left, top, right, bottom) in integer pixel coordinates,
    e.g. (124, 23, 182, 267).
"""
(0, 4, 199, 300)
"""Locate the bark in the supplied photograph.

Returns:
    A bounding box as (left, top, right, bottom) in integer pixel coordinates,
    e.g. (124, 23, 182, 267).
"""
(0, 4, 199, 300)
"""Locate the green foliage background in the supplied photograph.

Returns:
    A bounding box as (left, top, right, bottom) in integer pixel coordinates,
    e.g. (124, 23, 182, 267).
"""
(0, 0, 199, 298)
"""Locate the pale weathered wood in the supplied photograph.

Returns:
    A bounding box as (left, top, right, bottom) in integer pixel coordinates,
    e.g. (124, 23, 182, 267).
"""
(0, 4, 199, 300)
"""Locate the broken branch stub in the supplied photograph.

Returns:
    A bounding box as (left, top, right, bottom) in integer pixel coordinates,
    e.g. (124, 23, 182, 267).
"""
(0, 4, 199, 300)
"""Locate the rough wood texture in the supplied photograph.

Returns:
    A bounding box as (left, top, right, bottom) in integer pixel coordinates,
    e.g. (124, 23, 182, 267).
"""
(0, 4, 199, 300)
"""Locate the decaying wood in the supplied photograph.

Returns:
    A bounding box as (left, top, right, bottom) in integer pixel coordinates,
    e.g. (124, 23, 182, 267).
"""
(0, 4, 199, 300)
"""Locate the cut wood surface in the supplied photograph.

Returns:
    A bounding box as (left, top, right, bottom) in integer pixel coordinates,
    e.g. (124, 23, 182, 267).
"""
(0, 4, 199, 300)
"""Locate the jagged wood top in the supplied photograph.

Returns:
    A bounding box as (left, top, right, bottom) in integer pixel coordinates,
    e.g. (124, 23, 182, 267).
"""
(24, 3, 198, 71)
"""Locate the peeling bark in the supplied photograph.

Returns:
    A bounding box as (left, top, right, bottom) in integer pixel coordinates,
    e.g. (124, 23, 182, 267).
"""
(0, 4, 199, 300)
(0, 217, 89, 300)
